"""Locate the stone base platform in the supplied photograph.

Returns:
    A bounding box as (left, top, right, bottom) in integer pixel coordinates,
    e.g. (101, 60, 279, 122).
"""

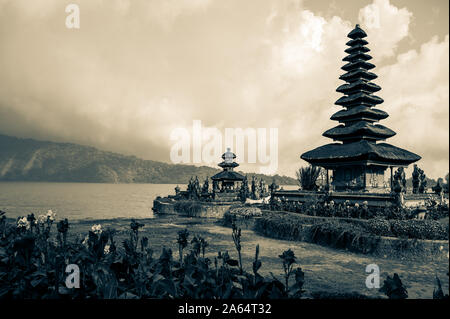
(153, 197, 237, 218)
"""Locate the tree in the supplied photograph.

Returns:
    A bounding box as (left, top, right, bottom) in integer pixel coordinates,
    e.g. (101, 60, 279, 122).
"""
(444, 173, 449, 194)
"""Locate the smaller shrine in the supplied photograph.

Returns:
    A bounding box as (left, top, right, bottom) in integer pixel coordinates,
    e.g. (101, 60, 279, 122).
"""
(164, 148, 272, 205)
(211, 148, 245, 192)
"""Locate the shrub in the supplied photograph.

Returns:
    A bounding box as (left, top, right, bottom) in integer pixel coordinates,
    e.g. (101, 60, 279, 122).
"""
(309, 221, 381, 254)
(390, 220, 448, 240)
(365, 218, 392, 237)
(426, 202, 449, 220)
(254, 213, 309, 241)
(380, 273, 408, 299)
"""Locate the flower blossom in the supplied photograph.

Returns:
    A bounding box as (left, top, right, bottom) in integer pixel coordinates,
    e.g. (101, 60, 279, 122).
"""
(46, 210, 56, 221)
(37, 214, 47, 224)
(91, 224, 102, 235)
(17, 217, 31, 230)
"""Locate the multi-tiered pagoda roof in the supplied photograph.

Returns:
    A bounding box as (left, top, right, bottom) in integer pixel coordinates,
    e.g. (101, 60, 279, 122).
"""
(211, 148, 245, 181)
(301, 24, 420, 168)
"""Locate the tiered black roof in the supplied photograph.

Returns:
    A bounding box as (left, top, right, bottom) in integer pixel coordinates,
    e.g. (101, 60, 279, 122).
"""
(301, 25, 420, 167)
(328, 24, 390, 142)
(212, 149, 245, 181)
(211, 170, 245, 181)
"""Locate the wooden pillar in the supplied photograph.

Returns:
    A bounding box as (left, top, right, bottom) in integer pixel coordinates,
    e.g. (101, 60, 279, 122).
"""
(363, 166, 367, 191)
(326, 169, 329, 189)
(390, 166, 393, 191)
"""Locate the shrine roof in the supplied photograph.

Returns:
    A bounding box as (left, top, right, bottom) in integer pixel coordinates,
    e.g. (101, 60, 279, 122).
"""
(301, 140, 421, 166)
(211, 170, 245, 181)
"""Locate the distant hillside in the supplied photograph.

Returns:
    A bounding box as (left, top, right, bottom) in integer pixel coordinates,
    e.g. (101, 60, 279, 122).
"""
(0, 134, 297, 185)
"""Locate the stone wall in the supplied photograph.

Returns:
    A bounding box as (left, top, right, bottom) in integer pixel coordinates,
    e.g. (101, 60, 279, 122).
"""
(153, 198, 232, 218)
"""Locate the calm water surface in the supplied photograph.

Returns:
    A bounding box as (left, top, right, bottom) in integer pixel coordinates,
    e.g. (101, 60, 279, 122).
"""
(0, 182, 299, 221)
(0, 182, 180, 220)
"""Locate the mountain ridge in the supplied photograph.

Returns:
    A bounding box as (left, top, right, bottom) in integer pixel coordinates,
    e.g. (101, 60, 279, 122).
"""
(0, 134, 298, 185)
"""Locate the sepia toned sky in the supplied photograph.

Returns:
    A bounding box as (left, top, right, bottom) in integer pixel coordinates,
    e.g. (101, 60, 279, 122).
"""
(0, 0, 448, 179)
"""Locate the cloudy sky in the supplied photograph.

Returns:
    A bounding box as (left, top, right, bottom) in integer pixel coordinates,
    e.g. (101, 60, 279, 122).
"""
(0, 0, 448, 179)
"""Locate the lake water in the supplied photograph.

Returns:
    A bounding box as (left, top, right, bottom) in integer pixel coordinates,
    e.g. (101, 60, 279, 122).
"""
(0, 182, 180, 221)
(0, 182, 299, 221)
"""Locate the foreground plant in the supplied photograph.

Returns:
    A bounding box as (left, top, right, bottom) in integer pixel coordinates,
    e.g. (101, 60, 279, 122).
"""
(231, 221, 243, 274)
(380, 273, 408, 299)
(177, 229, 189, 263)
(0, 211, 313, 299)
(433, 275, 449, 299)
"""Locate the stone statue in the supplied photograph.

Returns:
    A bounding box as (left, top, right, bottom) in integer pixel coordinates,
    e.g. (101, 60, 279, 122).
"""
(255, 178, 261, 199)
(393, 168, 406, 194)
(259, 179, 266, 196)
(269, 179, 279, 194)
(432, 178, 443, 195)
(251, 177, 257, 199)
(239, 175, 250, 202)
(412, 164, 420, 194)
(401, 169, 406, 193)
(187, 176, 201, 199)
(195, 176, 201, 196)
(418, 168, 427, 194)
(201, 177, 209, 194)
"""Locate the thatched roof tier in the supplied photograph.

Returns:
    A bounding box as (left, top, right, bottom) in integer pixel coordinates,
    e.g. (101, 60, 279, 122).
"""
(301, 141, 421, 167)
(323, 122, 396, 141)
(336, 80, 381, 94)
(343, 52, 372, 62)
(342, 60, 375, 72)
(347, 24, 367, 39)
(211, 170, 245, 181)
(335, 92, 383, 107)
(218, 161, 239, 169)
(346, 38, 368, 46)
(339, 68, 377, 82)
(345, 45, 370, 54)
(330, 106, 388, 122)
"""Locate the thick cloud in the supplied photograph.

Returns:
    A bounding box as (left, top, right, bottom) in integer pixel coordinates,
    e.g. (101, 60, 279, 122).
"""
(358, 0, 412, 60)
(0, 0, 448, 179)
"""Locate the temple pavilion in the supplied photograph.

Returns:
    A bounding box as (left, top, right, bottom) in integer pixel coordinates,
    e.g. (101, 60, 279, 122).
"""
(211, 148, 245, 192)
(301, 24, 421, 192)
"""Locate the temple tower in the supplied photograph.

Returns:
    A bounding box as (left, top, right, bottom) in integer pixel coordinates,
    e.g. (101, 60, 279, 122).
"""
(211, 148, 245, 192)
(301, 25, 420, 192)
